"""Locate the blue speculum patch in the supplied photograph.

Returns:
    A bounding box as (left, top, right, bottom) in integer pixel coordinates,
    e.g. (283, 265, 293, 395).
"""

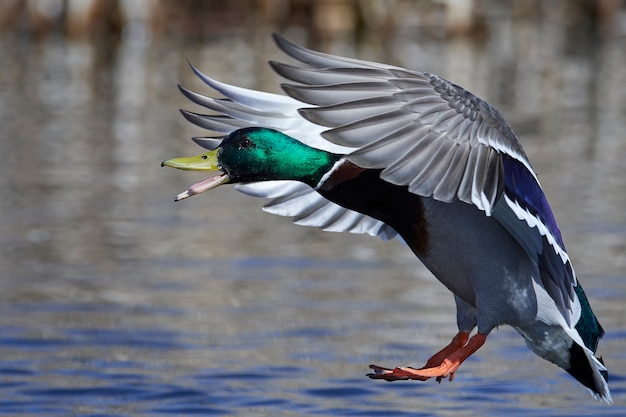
(502, 155, 565, 249)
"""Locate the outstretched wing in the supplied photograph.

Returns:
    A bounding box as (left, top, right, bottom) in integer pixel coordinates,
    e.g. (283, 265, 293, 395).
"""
(179, 63, 399, 240)
(271, 33, 534, 216)
(270, 34, 578, 323)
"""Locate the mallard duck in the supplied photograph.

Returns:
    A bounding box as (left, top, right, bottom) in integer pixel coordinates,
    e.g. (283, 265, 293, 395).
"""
(162, 34, 610, 402)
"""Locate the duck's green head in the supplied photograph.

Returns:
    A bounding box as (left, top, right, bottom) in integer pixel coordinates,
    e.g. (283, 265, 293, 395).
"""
(162, 127, 341, 201)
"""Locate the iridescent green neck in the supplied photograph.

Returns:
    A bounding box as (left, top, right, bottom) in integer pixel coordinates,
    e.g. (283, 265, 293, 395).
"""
(218, 127, 342, 187)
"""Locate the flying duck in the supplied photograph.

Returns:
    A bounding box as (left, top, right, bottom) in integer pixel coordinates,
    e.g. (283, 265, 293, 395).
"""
(162, 34, 610, 402)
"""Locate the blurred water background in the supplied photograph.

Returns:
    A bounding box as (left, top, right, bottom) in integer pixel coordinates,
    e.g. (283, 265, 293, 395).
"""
(1, 0, 626, 415)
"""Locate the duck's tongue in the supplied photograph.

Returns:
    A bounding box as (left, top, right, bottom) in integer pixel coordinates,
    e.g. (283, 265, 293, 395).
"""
(174, 174, 229, 201)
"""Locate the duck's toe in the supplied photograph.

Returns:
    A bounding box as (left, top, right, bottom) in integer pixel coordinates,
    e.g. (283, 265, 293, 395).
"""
(367, 365, 430, 381)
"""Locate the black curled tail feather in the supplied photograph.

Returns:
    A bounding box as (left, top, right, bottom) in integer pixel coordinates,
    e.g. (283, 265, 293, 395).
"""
(567, 343, 611, 403)
(598, 356, 609, 384)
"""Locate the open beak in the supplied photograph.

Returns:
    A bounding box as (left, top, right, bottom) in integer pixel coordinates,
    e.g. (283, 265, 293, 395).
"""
(162, 149, 229, 201)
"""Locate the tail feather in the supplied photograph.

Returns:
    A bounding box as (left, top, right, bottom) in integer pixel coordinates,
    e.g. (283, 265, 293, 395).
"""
(567, 342, 612, 403)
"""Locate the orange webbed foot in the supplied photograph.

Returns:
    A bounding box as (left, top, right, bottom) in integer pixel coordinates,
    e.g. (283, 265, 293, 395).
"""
(367, 332, 486, 383)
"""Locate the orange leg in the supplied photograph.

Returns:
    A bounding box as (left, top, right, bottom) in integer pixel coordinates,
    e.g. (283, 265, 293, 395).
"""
(423, 331, 470, 369)
(368, 332, 485, 382)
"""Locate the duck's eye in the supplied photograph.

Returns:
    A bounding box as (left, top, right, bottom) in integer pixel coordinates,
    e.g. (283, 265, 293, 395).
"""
(239, 139, 253, 149)
(201, 155, 208, 159)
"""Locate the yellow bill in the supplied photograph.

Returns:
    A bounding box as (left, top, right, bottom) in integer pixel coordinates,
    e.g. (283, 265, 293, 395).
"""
(162, 149, 229, 201)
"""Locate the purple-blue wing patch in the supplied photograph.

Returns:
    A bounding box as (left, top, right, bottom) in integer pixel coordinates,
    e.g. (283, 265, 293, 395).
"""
(502, 155, 565, 249)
